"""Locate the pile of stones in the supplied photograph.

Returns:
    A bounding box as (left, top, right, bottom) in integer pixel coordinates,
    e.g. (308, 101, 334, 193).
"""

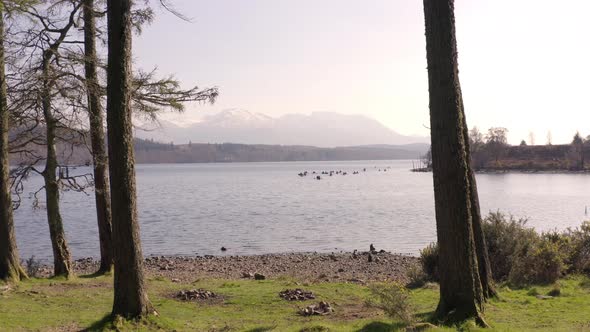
(299, 301, 334, 316)
(279, 288, 315, 301)
(175, 289, 217, 301)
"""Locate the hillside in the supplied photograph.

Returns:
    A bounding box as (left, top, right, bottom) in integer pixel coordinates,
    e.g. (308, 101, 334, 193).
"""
(134, 139, 429, 164)
(135, 109, 429, 147)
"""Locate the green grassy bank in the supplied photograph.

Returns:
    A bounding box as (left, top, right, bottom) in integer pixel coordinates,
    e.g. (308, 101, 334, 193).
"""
(2, 274, 590, 331)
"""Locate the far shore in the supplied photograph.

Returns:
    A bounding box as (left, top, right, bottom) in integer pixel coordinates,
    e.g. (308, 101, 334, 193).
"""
(476, 168, 590, 174)
(35, 252, 418, 284)
(412, 168, 590, 174)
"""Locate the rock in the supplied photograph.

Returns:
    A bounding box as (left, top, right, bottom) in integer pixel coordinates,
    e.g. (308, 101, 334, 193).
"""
(337, 268, 345, 273)
(254, 273, 266, 280)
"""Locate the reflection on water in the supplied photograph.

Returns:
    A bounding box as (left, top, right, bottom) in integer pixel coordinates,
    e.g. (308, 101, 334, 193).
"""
(14, 160, 590, 261)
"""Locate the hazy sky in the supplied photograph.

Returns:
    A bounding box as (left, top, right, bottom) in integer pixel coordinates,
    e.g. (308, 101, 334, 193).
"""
(134, 0, 590, 144)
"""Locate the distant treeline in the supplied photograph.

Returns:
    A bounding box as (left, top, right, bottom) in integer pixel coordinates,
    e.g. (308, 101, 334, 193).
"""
(134, 139, 426, 163)
(10, 137, 427, 165)
(464, 127, 589, 171)
(419, 127, 590, 172)
(476, 144, 590, 171)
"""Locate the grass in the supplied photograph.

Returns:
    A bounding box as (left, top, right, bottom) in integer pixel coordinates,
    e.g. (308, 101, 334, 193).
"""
(2, 274, 590, 331)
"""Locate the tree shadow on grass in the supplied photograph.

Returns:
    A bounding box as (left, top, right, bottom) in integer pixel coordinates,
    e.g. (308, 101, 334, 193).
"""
(78, 271, 112, 279)
(245, 326, 278, 332)
(83, 314, 112, 332)
(355, 321, 406, 332)
(356, 311, 436, 332)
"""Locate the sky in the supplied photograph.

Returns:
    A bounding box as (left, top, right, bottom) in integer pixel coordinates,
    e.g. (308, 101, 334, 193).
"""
(133, 0, 590, 145)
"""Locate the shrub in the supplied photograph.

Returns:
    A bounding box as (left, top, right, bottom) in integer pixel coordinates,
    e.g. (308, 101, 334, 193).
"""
(418, 212, 575, 286)
(405, 263, 428, 288)
(366, 282, 414, 325)
(419, 243, 438, 282)
(562, 221, 590, 273)
(24, 256, 42, 278)
(482, 211, 537, 281)
(508, 238, 564, 286)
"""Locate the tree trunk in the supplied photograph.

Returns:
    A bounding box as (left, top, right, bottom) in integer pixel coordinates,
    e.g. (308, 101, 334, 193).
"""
(107, 0, 153, 317)
(41, 53, 73, 278)
(580, 144, 584, 170)
(0, 9, 27, 282)
(460, 98, 496, 299)
(423, 0, 487, 325)
(84, 0, 113, 274)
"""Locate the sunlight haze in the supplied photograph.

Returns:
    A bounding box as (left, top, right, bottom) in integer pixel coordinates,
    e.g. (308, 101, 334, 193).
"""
(134, 0, 590, 145)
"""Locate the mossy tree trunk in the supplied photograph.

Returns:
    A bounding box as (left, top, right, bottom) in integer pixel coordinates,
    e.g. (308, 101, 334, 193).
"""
(41, 51, 73, 278)
(107, 0, 153, 318)
(0, 8, 27, 282)
(83, 0, 113, 274)
(423, 0, 488, 325)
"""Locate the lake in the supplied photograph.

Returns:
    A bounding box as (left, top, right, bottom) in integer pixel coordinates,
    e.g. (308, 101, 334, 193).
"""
(13, 160, 590, 261)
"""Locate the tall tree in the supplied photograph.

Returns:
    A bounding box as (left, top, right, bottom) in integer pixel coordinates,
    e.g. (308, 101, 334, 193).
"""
(0, 3, 27, 282)
(572, 131, 584, 170)
(423, 0, 488, 325)
(461, 111, 496, 301)
(485, 127, 508, 164)
(107, 0, 153, 317)
(36, 2, 82, 277)
(83, 0, 113, 274)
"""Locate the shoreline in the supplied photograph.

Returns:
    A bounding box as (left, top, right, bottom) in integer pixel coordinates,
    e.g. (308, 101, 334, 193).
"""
(476, 168, 590, 174)
(412, 168, 590, 174)
(37, 251, 419, 284)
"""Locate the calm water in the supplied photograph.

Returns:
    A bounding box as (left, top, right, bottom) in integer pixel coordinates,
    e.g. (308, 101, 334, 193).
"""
(13, 160, 590, 261)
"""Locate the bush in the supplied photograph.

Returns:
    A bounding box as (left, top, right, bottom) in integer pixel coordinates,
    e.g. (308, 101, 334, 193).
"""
(561, 221, 590, 273)
(418, 211, 570, 286)
(508, 238, 564, 286)
(366, 282, 414, 325)
(482, 211, 539, 281)
(405, 263, 428, 288)
(419, 243, 438, 282)
(24, 256, 42, 278)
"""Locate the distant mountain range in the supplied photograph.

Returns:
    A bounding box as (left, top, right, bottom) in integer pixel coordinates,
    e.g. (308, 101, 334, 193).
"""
(135, 109, 429, 147)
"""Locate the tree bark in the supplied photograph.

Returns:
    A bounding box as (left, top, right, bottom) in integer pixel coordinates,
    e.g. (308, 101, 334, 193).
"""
(423, 0, 487, 325)
(459, 97, 496, 299)
(107, 0, 153, 317)
(84, 0, 113, 274)
(0, 9, 27, 282)
(41, 51, 73, 278)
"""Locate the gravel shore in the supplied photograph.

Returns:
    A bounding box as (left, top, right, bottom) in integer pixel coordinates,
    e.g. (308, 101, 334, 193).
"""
(41, 251, 419, 284)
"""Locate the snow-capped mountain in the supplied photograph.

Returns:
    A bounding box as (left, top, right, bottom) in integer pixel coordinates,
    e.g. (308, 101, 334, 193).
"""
(200, 109, 274, 128)
(135, 109, 429, 147)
